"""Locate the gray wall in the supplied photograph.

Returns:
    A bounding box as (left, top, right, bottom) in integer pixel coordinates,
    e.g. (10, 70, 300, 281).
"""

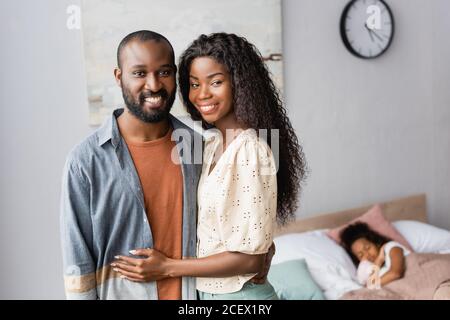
(0, 0, 92, 299)
(0, 0, 448, 299)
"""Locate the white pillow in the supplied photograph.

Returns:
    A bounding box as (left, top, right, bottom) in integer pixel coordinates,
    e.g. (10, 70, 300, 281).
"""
(393, 220, 450, 253)
(273, 230, 361, 299)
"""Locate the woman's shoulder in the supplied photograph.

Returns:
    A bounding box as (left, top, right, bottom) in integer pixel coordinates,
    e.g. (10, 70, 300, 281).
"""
(233, 129, 273, 155)
(219, 130, 274, 180)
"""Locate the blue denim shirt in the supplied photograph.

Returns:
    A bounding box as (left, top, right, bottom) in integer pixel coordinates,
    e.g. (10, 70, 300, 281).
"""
(60, 109, 203, 299)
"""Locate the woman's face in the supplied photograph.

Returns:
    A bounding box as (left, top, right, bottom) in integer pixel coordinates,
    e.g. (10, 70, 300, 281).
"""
(351, 238, 380, 262)
(188, 57, 234, 125)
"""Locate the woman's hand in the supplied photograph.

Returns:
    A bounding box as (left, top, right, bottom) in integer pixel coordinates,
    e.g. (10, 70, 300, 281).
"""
(111, 248, 172, 282)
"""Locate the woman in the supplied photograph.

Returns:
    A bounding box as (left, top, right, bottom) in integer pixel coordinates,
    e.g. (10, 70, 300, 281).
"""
(113, 33, 307, 299)
(340, 222, 409, 287)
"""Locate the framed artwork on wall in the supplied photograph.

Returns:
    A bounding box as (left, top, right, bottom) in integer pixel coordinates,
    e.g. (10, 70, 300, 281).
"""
(81, 0, 284, 126)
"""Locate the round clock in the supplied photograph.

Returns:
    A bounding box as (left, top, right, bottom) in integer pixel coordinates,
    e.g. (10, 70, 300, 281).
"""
(340, 0, 394, 59)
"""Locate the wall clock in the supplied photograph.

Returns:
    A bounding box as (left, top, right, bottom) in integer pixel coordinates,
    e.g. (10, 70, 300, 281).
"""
(340, 0, 394, 59)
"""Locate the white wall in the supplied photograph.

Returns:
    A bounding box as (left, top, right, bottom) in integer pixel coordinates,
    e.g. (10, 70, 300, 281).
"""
(282, 0, 450, 230)
(431, 0, 450, 231)
(0, 0, 448, 299)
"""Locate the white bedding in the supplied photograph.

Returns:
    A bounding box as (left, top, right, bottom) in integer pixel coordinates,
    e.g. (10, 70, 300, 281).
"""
(392, 220, 450, 254)
(273, 220, 450, 299)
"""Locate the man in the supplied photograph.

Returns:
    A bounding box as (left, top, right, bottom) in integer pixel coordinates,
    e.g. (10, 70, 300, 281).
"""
(60, 30, 272, 300)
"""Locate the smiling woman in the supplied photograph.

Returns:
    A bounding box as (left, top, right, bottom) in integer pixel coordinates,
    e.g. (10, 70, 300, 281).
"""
(188, 57, 235, 129)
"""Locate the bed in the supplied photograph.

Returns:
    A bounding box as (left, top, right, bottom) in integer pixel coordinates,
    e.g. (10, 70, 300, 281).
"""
(270, 194, 450, 300)
(275, 194, 428, 236)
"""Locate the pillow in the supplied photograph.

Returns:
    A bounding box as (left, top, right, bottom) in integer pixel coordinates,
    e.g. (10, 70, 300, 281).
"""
(273, 230, 357, 276)
(392, 220, 450, 253)
(268, 259, 325, 300)
(273, 230, 361, 299)
(326, 205, 413, 251)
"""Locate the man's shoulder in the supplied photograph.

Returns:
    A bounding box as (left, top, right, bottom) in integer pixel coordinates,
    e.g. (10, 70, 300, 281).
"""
(170, 114, 204, 142)
(65, 129, 106, 168)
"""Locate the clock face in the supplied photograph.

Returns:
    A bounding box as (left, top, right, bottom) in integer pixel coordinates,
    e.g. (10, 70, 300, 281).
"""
(340, 0, 394, 59)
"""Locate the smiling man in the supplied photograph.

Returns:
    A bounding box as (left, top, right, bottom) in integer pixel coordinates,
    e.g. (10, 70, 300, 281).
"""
(60, 30, 273, 300)
(116, 34, 176, 124)
(60, 30, 202, 300)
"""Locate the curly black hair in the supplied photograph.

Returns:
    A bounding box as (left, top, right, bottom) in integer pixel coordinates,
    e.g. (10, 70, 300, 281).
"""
(340, 222, 391, 265)
(178, 33, 307, 225)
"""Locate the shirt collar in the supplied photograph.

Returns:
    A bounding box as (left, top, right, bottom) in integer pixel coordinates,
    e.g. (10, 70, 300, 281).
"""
(97, 108, 124, 148)
(96, 108, 192, 148)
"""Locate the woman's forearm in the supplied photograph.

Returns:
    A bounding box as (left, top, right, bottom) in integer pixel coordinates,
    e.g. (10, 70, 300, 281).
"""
(166, 251, 265, 278)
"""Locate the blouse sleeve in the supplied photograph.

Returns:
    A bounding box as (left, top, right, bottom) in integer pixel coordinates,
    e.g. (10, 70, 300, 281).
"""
(217, 136, 277, 254)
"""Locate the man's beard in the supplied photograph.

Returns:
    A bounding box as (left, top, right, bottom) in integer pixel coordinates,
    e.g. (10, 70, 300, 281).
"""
(121, 85, 175, 123)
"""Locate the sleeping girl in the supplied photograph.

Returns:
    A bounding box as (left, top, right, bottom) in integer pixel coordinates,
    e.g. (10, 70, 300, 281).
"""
(340, 222, 410, 288)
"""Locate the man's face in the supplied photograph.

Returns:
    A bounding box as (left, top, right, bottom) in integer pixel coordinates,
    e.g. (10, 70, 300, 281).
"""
(115, 39, 176, 123)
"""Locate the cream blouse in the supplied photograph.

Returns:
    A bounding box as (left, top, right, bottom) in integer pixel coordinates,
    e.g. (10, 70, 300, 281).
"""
(196, 128, 277, 294)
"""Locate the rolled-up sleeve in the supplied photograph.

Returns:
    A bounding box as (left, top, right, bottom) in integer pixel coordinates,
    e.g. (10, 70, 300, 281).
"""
(60, 156, 97, 300)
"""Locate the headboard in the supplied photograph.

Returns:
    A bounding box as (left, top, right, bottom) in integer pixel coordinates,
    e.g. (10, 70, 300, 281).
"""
(275, 194, 427, 237)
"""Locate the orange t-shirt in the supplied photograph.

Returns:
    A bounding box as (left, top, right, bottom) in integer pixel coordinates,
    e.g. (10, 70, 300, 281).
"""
(126, 127, 183, 300)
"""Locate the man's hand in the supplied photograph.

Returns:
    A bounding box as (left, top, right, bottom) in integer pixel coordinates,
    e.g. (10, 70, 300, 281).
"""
(250, 242, 276, 284)
(111, 248, 171, 282)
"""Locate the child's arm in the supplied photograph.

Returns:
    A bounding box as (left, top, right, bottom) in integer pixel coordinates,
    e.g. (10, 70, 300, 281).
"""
(112, 248, 265, 282)
(374, 244, 386, 267)
(380, 247, 405, 286)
